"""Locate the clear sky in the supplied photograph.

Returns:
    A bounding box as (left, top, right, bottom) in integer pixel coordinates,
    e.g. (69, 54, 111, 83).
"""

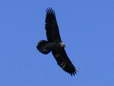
(0, 0, 114, 86)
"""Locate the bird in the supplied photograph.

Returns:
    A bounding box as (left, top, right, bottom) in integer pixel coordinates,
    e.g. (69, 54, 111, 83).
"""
(36, 8, 77, 76)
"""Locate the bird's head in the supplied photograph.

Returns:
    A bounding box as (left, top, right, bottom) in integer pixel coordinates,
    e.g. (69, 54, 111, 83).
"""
(59, 42, 66, 48)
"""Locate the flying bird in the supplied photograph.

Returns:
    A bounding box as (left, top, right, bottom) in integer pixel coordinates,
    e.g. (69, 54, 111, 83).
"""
(36, 8, 77, 75)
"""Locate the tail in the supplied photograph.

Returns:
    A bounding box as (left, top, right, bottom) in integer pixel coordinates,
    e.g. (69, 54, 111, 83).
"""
(36, 40, 51, 54)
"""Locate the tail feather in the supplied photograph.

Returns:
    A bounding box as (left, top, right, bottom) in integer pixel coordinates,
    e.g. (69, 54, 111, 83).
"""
(36, 40, 51, 54)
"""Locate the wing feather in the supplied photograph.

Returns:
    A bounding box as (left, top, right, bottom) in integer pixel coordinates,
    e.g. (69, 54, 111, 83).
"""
(45, 8, 61, 42)
(52, 48, 76, 75)
(44, 8, 76, 75)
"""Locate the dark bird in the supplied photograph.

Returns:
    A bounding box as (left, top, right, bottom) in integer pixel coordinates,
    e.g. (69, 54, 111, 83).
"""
(36, 8, 77, 75)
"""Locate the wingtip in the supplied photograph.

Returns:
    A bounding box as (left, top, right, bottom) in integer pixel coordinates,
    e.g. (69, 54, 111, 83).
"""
(46, 8, 55, 15)
(45, 7, 57, 23)
(70, 70, 77, 76)
(70, 69, 77, 76)
(62, 64, 78, 76)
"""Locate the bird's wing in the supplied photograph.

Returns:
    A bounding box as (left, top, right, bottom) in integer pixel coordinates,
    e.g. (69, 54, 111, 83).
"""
(52, 47, 76, 75)
(45, 8, 61, 42)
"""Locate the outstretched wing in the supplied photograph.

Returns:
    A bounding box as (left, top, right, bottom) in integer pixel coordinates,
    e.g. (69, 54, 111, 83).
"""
(45, 8, 61, 42)
(52, 47, 76, 75)
(45, 8, 76, 75)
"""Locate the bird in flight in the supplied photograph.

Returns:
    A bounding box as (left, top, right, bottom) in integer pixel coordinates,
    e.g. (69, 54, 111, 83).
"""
(36, 8, 77, 76)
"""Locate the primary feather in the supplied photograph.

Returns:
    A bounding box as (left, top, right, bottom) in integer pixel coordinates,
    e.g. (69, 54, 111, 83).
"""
(45, 8, 61, 42)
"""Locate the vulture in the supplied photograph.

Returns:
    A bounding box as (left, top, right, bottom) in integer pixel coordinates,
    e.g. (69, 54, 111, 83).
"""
(36, 8, 77, 75)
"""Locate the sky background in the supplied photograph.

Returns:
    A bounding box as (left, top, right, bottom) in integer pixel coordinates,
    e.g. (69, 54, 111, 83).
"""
(0, 0, 114, 86)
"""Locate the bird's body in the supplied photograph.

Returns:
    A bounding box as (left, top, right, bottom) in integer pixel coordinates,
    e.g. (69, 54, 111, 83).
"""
(37, 40, 65, 54)
(36, 8, 77, 75)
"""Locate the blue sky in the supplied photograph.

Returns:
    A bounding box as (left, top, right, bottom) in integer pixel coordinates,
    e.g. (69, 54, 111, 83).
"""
(0, 0, 114, 86)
